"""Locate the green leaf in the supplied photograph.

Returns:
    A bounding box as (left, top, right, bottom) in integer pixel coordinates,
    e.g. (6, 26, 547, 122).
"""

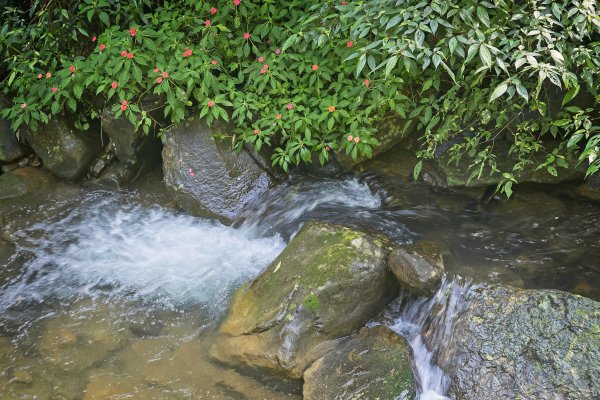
(479, 45, 492, 67)
(385, 56, 398, 77)
(413, 160, 423, 181)
(489, 82, 508, 102)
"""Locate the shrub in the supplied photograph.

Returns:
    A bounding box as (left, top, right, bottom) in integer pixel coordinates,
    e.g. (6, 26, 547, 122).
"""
(1, 0, 599, 193)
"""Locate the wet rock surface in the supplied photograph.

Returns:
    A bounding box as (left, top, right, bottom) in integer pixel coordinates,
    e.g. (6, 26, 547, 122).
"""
(162, 116, 276, 224)
(23, 117, 102, 180)
(388, 241, 445, 295)
(211, 221, 398, 379)
(434, 285, 600, 400)
(303, 325, 415, 400)
(95, 107, 162, 187)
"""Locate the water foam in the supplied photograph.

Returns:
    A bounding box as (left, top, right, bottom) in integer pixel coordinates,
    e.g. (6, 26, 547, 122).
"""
(1, 193, 285, 311)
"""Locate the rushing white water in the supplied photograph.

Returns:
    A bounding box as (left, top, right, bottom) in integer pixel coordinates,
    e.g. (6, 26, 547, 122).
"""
(1, 193, 286, 312)
(385, 278, 473, 400)
(236, 176, 382, 238)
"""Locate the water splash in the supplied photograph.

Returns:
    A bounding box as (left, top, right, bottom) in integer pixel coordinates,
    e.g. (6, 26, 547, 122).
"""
(1, 192, 285, 312)
(235, 176, 384, 238)
(386, 277, 473, 400)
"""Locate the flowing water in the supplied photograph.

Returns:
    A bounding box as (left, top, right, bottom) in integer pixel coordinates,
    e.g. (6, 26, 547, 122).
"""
(1, 166, 599, 399)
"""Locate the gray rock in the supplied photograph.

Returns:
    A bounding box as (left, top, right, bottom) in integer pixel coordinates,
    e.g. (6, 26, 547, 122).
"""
(210, 221, 398, 379)
(433, 285, 600, 400)
(162, 116, 276, 224)
(303, 325, 415, 400)
(336, 113, 415, 171)
(0, 95, 30, 163)
(388, 241, 445, 295)
(98, 102, 162, 185)
(23, 117, 102, 180)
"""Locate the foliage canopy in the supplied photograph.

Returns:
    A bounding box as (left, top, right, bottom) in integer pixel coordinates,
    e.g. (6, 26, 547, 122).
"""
(1, 0, 599, 192)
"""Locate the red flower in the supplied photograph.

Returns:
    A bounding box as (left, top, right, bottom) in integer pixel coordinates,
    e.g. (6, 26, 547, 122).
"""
(121, 100, 128, 105)
(130, 27, 137, 37)
(92, 36, 97, 42)
(328, 105, 336, 112)
(37, 73, 43, 79)
(363, 79, 370, 86)
(258, 56, 264, 63)
(120, 99, 128, 111)
(205, 20, 211, 27)
(342, 1, 347, 4)
(69, 66, 76, 72)
(51, 87, 58, 93)
(263, 64, 269, 70)
(153, 68, 160, 73)
(275, 49, 281, 55)
(111, 81, 118, 89)
(347, 41, 353, 47)
(312, 64, 319, 71)
(189, 168, 195, 177)
(183, 49, 193, 57)
(287, 103, 293, 110)
(127, 53, 134, 59)
(354, 137, 360, 143)
(253, 129, 260, 134)
(162, 71, 169, 78)
(326, 145, 331, 151)
(207, 100, 215, 107)
(121, 51, 128, 57)
(347, 135, 353, 141)
(234, 0, 240, 5)
(260, 68, 267, 74)
(243, 32, 250, 40)
(99, 44, 106, 51)
(156, 77, 163, 84)
(276, 113, 282, 120)
(211, 60, 218, 65)
(46, 72, 52, 78)
(20, 103, 27, 109)
(210, 7, 217, 14)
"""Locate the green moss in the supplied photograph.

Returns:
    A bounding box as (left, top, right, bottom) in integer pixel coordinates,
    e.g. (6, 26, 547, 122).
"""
(302, 294, 320, 313)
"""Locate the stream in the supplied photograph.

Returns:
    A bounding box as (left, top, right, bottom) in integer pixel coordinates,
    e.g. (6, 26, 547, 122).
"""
(1, 167, 599, 398)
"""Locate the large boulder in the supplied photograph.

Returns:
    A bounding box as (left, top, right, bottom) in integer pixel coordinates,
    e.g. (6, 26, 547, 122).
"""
(303, 325, 415, 400)
(94, 100, 163, 187)
(432, 285, 600, 400)
(210, 221, 398, 379)
(23, 117, 102, 180)
(0, 96, 30, 163)
(162, 116, 277, 224)
(335, 113, 415, 171)
(434, 140, 583, 188)
(388, 241, 445, 295)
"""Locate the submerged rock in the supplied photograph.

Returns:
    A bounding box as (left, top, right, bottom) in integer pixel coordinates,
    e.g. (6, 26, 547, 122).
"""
(434, 285, 600, 400)
(303, 325, 415, 400)
(0, 167, 55, 200)
(162, 116, 276, 224)
(388, 241, 445, 295)
(210, 221, 398, 379)
(23, 117, 102, 180)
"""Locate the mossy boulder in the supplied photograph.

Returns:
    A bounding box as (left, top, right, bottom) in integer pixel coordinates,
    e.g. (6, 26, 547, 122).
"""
(162, 116, 276, 224)
(434, 285, 600, 400)
(433, 140, 583, 188)
(303, 325, 415, 400)
(210, 221, 398, 379)
(388, 241, 445, 295)
(23, 118, 102, 180)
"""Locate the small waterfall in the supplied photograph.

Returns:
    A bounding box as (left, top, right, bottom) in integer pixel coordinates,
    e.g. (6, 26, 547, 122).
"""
(385, 277, 474, 400)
